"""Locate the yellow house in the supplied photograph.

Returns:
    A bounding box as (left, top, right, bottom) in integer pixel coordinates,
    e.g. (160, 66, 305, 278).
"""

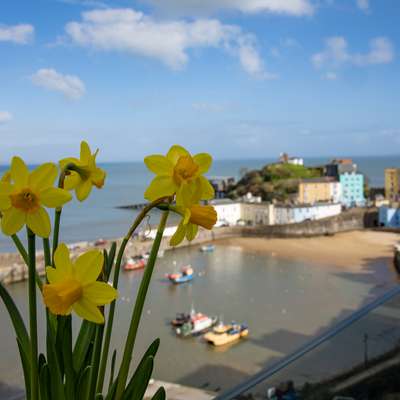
(385, 168, 400, 201)
(298, 178, 335, 204)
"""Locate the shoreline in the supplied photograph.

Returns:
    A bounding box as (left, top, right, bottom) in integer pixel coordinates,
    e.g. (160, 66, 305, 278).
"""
(0, 228, 398, 284)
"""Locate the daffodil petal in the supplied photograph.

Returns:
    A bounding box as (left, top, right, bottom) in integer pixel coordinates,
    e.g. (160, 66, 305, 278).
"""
(74, 250, 103, 285)
(186, 223, 198, 241)
(183, 208, 191, 225)
(166, 145, 190, 165)
(0, 183, 12, 210)
(75, 179, 92, 202)
(199, 176, 215, 200)
(144, 155, 173, 176)
(26, 207, 51, 237)
(144, 176, 176, 202)
(176, 182, 194, 207)
(80, 141, 92, 163)
(11, 157, 29, 188)
(73, 298, 104, 324)
(53, 244, 73, 277)
(46, 266, 64, 284)
(29, 163, 58, 190)
(40, 187, 72, 208)
(193, 153, 212, 174)
(170, 223, 187, 246)
(91, 168, 106, 188)
(1, 171, 11, 183)
(64, 171, 81, 190)
(1, 207, 25, 235)
(83, 282, 117, 305)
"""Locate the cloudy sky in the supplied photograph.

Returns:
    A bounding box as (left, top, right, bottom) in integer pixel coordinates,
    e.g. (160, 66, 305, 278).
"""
(0, 0, 399, 163)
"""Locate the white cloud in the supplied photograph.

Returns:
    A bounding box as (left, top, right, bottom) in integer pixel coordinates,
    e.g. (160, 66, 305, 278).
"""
(145, 0, 314, 16)
(31, 68, 86, 99)
(356, 0, 369, 12)
(325, 71, 337, 80)
(65, 8, 274, 77)
(0, 24, 34, 44)
(0, 111, 13, 124)
(312, 36, 394, 70)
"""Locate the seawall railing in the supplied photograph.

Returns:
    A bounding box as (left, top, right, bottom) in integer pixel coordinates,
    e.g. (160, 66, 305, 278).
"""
(214, 285, 400, 399)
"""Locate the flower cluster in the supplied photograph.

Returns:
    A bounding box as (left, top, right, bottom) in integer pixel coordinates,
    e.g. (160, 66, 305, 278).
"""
(144, 145, 217, 245)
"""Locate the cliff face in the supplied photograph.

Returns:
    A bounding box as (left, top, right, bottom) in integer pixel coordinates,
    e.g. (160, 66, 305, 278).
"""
(229, 163, 322, 202)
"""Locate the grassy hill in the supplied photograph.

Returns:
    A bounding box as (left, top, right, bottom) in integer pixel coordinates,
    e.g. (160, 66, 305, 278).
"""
(228, 162, 322, 202)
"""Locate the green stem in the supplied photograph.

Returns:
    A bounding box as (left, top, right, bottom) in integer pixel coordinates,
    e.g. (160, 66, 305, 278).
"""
(27, 229, 38, 400)
(11, 234, 28, 264)
(114, 210, 169, 400)
(96, 198, 167, 393)
(87, 324, 104, 400)
(43, 238, 51, 267)
(52, 209, 62, 257)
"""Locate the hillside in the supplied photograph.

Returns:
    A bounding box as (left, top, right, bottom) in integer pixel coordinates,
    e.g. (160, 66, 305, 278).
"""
(228, 162, 322, 202)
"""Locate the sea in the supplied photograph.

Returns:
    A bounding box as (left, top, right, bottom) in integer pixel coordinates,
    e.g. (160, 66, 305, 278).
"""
(0, 155, 398, 252)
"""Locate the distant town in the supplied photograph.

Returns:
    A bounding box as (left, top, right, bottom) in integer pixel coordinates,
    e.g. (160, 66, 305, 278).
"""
(208, 153, 398, 229)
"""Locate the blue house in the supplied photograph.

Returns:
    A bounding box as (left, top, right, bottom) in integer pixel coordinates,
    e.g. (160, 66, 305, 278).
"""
(340, 172, 365, 207)
(379, 206, 400, 227)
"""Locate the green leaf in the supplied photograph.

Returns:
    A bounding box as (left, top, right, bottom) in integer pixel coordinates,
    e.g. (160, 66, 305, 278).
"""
(121, 356, 154, 400)
(16, 338, 31, 400)
(73, 320, 96, 373)
(0, 282, 30, 352)
(109, 349, 117, 391)
(46, 318, 66, 400)
(39, 363, 51, 400)
(121, 338, 160, 400)
(105, 378, 118, 400)
(151, 387, 166, 400)
(76, 365, 92, 400)
(95, 395, 104, 400)
(62, 316, 76, 399)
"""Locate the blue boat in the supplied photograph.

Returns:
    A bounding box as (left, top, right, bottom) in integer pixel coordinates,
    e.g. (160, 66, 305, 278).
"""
(166, 266, 194, 284)
(200, 244, 215, 253)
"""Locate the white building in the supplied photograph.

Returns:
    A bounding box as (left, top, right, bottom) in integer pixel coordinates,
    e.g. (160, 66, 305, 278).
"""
(288, 157, 304, 166)
(272, 203, 342, 225)
(211, 200, 243, 226)
(330, 181, 342, 204)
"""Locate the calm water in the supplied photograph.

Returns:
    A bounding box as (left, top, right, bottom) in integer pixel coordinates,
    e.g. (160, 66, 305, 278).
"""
(0, 242, 396, 396)
(0, 155, 398, 252)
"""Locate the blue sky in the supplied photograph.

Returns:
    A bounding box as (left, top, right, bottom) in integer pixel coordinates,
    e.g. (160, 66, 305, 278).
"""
(0, 0, 399, 163)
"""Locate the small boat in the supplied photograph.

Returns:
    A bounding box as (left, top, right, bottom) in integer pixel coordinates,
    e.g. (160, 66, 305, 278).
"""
(204, 322, 249, 346)
(170, 312, 191, 327)
(175, 313, 218, 337)
(200, 244, 215, 253)
(94, 238, 107, 246)
(123, 256, 146, 271)
(166, 266, 194, 284)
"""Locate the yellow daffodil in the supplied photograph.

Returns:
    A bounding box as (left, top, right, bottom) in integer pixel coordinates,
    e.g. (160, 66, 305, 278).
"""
(144, 145, 215, 206)
(43, 244, 117, 324)
(0, 157, 72, 237)
(1, 171, 11, 183)
(170, 204, 217, 246)
(60, 141, 106, 202)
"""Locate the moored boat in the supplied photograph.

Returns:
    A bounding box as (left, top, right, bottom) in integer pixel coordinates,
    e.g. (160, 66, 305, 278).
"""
(204, 322, 249, 346)
(171, 312, 191, 327)
(166, 266, 194, 284)
(200, 244, 215, 253)
(175, 313, 218, 337)
(123, 256, 146, 271)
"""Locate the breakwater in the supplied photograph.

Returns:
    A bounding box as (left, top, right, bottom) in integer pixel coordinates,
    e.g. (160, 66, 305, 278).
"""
(0, 208, 379, 285)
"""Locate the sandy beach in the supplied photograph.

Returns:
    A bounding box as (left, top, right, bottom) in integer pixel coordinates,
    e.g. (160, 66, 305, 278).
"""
(217, 230, 400, 271)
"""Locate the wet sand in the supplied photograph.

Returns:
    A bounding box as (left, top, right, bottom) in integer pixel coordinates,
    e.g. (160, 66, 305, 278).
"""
(217, 230, 400, 270)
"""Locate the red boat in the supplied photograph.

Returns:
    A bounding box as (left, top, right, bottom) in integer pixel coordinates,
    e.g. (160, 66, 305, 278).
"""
(123, 256, 146, 271)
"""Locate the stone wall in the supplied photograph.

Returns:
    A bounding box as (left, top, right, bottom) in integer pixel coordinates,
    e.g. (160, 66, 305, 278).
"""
(242, 208, 378, 238)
